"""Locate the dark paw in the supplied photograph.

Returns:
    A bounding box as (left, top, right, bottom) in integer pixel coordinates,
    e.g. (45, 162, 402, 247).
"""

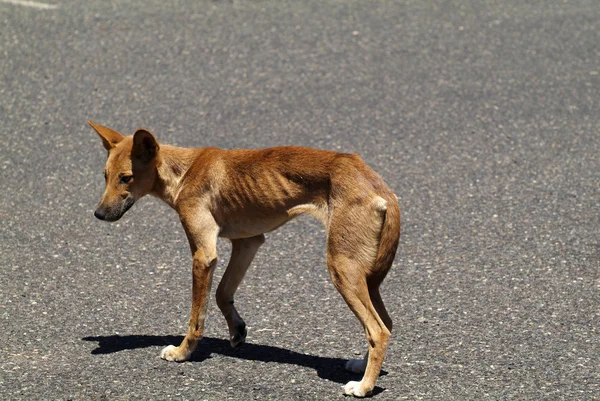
(230, 322, 247, 348)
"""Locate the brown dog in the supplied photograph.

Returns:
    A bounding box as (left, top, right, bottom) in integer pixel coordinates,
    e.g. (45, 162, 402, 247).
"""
(89, 121, 400, 397)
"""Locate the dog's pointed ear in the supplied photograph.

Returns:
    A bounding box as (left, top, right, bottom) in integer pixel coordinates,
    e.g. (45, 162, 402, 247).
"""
(88, 121, 124, 150)
(133, 128, 159, 163)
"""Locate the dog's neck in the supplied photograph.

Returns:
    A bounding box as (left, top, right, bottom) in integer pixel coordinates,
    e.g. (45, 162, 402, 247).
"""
(152, 144, 198, 208)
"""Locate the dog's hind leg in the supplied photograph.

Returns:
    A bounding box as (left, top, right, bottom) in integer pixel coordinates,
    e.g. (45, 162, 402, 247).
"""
(344, 283, 393, 375)
(216, 234, 265, 347)
(325, 193, 396, 397)
(327, 254, 391, 398)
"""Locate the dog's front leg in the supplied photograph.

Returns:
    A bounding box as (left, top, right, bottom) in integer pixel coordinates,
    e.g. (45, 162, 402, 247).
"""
(216, 235, 265, 347)
(161, 210, 219, 362)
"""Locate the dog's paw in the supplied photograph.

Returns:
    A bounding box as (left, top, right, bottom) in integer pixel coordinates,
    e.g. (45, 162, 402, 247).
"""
(343, 380, 371, 398)
(345, 358, 367, 374)
(230, 322, 247, 348)
(160, 345, 190, 362)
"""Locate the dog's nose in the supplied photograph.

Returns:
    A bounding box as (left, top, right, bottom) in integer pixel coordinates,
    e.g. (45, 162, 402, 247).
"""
(94, 210, 106, 220)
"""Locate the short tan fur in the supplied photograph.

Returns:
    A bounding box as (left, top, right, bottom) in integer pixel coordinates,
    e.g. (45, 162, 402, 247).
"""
(89, 121, 400, 397)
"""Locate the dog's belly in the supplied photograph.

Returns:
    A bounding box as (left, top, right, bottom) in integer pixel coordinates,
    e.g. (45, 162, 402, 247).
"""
(216, 201, 328, 239)
(217, 213, 294, 239)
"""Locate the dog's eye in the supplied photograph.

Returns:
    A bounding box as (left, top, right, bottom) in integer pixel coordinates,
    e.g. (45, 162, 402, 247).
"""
(120, 175, 133, 184)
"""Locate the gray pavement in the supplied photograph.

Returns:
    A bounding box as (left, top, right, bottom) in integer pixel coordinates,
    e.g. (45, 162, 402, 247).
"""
(1, 0, 599, 399)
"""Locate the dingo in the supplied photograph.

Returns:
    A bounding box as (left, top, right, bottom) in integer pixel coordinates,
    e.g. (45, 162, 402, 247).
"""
(89, 121, 400, 397)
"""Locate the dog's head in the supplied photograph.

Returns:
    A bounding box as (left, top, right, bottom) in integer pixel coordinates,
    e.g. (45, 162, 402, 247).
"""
(89, 121, 159, 222)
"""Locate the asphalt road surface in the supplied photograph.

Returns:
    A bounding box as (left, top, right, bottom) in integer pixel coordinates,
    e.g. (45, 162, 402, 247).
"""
(1, 0, 599, 399)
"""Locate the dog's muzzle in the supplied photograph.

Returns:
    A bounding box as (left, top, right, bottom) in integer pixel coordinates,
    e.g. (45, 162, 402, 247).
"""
(94, 197, 135, 222)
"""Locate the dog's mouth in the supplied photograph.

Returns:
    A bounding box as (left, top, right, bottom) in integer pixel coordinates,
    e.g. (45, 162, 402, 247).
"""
(95, 197, 135, 222)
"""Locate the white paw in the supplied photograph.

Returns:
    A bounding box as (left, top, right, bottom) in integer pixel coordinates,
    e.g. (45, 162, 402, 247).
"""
(343, 380, 370, 397)
(345, 358, 367, 374)
(160, 345, 188, 362)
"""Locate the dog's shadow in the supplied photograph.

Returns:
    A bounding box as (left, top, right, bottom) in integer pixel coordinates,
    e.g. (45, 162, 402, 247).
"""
(82, 334, 386, 393)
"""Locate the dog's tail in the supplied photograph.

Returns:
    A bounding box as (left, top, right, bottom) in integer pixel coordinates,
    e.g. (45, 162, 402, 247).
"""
(369, 193, 401, 287)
